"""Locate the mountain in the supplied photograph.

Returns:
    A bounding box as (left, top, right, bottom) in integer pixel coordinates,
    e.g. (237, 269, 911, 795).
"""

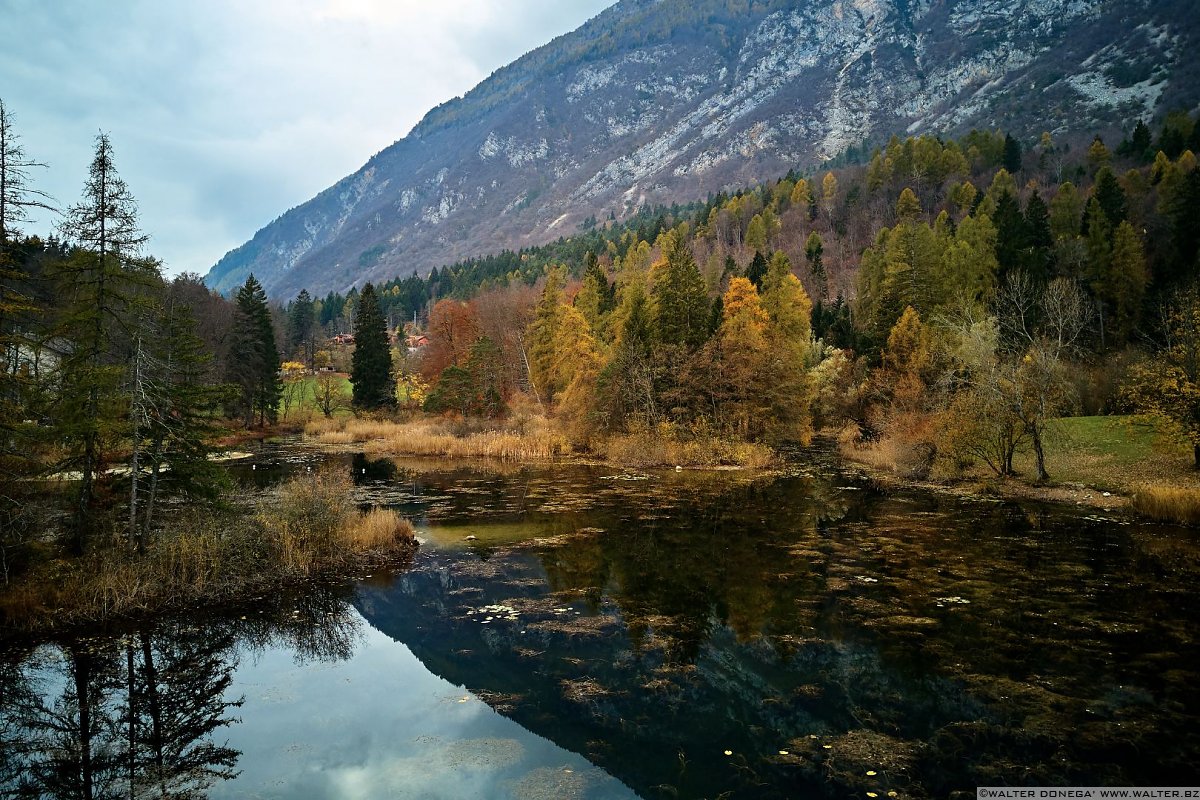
(205, 0, 1200, 299)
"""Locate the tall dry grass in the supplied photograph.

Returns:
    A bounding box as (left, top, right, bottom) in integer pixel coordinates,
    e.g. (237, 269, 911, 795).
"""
(601, 432, 775, 469)
(0, 470, 416, 633)
(306, 417, 570, 461)
(1132, 486, 1200, 525)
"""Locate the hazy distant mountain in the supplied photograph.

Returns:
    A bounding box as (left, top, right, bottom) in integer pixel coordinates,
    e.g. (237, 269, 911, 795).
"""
(205, 0, 1199, 299)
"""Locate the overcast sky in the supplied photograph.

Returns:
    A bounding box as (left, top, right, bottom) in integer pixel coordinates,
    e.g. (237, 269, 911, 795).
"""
(1, 0, 614, 277)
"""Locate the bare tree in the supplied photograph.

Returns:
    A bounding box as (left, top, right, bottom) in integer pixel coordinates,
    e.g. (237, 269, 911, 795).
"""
(0, 98, 55, 241)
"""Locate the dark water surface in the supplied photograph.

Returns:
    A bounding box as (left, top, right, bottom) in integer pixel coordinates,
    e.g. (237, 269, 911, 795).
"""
(3, 444, 1198, 799)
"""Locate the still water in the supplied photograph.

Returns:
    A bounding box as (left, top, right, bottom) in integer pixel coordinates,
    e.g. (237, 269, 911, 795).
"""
(3, 446, 1198, 798)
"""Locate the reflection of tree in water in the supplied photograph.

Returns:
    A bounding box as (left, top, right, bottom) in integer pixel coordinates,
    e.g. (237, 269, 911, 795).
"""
(0, 592, 363, 799)
(0, 622, 240, 799)
(538, 474, 829, 664)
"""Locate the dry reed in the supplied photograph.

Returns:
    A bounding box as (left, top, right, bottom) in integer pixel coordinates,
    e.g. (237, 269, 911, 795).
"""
(1131, 485, 1200, 525)
(601, 433, 775, 469)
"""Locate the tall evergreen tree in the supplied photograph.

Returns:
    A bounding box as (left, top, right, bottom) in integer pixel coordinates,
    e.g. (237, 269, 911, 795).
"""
(225, 274, 280, 427)
(744, 250, 768, 290)
(57, 133, 155, 536)
(1002, 133, 1022, 173)
(805, 231, 827, 300)
(993, 191, 1029, 284)
(651, 233, 710, 349)
(1093, 167, 1128, 228)
(1023, 190, 1054, 282)
(287, 289, 316, 369)
(350, 283, 395, 410)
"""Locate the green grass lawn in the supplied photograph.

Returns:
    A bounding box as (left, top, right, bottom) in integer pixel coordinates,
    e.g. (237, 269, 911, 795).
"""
(279, 373, 354, 421)
(1012, 415, 1198, 492)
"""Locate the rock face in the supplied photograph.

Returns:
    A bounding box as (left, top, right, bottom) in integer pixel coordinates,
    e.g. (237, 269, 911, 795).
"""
(205, 0, 1199, 298)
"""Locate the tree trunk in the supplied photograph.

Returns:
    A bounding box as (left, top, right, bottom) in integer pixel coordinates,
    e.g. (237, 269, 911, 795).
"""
(74, 647, 95, 800)
(1194, 443, 1199, 470)
(140, 631, 165, 790)
(1032, 425, 1049, 482)
(129, 339, 142, 553)
(126, 643, 137, 797)
(141, 435, 164, 543)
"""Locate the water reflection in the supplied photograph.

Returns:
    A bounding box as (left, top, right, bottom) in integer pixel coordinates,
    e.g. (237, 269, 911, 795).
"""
(349, 456, 1200, 799)
(4, 449, 1199, 799)
(0, 593, 361, 799)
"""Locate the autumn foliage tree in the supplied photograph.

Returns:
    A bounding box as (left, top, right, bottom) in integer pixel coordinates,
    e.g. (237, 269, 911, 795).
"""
(1122, 286, 1200, 468)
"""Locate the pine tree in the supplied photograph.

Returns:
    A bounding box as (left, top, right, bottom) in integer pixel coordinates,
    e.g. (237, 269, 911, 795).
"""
(993, 191, 1029, 284)
(1093, 167, 1127, 228)
(287, 289, 316, 368)
(350, 283, 395, 410)
(805, 231, 827, 300)
(1023, 190, 1054, 282)
(226, 274, 280, 427)
(57, 133, 155, 536)
(651, 233, 709, 349)
(1002, 133, 1022, 173)
(744, 250, 768, 290)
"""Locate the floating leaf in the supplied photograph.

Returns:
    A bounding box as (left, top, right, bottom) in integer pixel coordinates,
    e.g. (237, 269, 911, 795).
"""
(866, 770, 877, 776)
(822, 745, 832, 750)
(867, 794, 878, 798)
(724, 750, 733, 756)
(779, 750, 789, 755)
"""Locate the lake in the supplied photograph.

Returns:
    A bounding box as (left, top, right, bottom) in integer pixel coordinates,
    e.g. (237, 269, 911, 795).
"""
(3, 444, 1198, 798)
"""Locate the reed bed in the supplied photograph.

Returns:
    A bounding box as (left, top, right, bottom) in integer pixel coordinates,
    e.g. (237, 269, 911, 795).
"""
(307, 417, 570, 462)
(1131, 485, 1200, 525)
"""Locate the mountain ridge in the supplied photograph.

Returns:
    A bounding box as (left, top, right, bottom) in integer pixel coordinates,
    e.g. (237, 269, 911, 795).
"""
(204, 0, 1199, 299)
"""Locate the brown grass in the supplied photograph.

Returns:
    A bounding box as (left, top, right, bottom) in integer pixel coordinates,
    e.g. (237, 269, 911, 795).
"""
(600, 432, 775, 469)
(1132, 486, 1200, 525)
(0, 470, 416, 634)
(305, 414, 778, 469)
(306, 417, 570, 461)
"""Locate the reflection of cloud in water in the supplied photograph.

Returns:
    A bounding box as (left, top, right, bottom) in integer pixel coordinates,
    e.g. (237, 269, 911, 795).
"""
(212, 618, 638, 800)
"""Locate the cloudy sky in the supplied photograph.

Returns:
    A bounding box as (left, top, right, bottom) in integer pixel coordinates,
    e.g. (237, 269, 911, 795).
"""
(1, 0, 614, 277)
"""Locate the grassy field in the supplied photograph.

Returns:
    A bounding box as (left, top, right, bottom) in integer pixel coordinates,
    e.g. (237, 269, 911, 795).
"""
(279, 373, 354, 421)
(1013, 415, 1200, 493)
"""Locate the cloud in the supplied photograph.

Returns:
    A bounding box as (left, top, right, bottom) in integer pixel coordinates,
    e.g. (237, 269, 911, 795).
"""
(1, 0, 613, 276)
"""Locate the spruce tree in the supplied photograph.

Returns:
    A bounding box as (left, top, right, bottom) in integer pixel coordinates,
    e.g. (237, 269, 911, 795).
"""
(1002, 133, 1022, 173)
(805, 231, 827, 300)
(226, 274, 280, 427)
(57, 133, 155, 536)
(1023, 190, 1054, 282)
(745, 250, 768, 290)
(350, 282, 395, 410)
(651, 233, 710, 349)
(287, 289, 316, 368)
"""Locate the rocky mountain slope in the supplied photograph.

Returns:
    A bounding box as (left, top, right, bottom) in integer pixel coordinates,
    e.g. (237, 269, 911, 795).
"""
(205, 0, 1199, 299)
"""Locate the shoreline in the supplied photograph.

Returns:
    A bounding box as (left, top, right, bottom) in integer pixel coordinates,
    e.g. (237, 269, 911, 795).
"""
(837, 447, 1131, 514)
